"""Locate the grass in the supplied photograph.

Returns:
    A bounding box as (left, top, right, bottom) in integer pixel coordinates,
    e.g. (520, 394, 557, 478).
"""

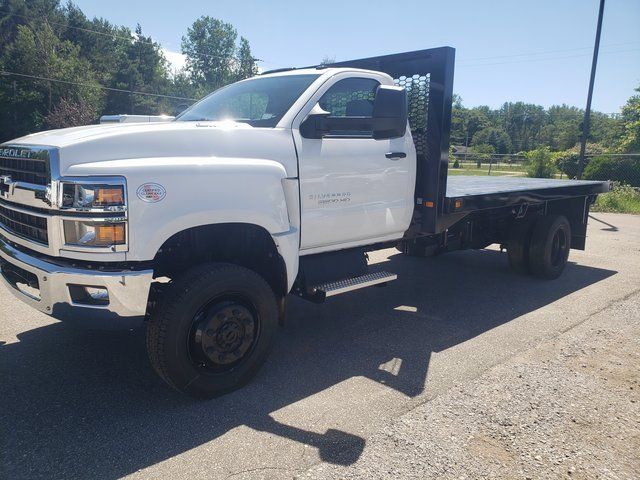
(448, 162, 570, 178)
(592, 184, 640, 214)
(449, 162, 526, 177)
(449, 168, 525, 176)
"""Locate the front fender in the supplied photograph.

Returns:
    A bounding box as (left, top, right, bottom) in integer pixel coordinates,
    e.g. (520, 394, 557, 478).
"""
(65, 157, 294, 263)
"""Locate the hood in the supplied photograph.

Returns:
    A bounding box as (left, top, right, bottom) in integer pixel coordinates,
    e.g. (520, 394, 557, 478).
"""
(7, 121, 298, 177)
(10, 120, 253, 149)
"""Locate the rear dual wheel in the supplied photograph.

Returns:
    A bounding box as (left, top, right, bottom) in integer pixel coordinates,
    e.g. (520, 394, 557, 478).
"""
(507, 214, 572, 280)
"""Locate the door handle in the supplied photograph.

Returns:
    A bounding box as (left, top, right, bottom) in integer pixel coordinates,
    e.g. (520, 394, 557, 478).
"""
(385, 152, 406, 160)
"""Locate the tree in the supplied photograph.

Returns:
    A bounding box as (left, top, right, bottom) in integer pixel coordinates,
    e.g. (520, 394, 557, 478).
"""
(0, 0, 64, 53)
(235, 36, 258, 80)
(472, 127, 512, 154)
(0, 22, 101, 140)
(104, 24, 171, 115)
(498, 102, 546, 152)
(181, 16, 238, 91)
(450, 97, 490, 148)
(617, 85, 640, 153)
(472, 144, 495, 168)
(44, 96, 97, 129)
(539, 104, 581, 151)
(60, 3, 130, 85)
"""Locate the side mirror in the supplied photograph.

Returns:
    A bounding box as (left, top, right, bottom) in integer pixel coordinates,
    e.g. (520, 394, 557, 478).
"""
(372, 85, 407, 140)
(299, 84, 407, 140)
(299, 104, 331, 139)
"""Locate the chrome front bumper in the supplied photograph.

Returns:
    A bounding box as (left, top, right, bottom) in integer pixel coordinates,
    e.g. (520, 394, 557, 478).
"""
(0, 237, 153, 329)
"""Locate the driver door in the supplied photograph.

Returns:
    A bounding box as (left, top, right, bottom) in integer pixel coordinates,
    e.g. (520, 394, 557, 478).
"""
(293, 74, 416, 251)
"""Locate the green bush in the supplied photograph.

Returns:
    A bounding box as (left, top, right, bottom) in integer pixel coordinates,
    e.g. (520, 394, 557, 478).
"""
(452, 158, 460, 168)
(554, 143, 608, 179)
(583, 156, 640, 187)
(592, 184, 640, 214)
(555, 152, 582, 178)
(525, 147, 556, 178)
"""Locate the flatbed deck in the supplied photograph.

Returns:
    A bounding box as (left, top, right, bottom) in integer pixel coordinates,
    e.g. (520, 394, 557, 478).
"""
(444, 176, 610, 213)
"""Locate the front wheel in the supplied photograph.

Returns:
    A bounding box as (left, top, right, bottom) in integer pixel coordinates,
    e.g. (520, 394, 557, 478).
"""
(146, 263, 278, 398)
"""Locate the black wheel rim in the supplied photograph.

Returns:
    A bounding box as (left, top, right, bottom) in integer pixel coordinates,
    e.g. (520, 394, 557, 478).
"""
(188, 295, 260, 375)
(550, 228, 568, 267)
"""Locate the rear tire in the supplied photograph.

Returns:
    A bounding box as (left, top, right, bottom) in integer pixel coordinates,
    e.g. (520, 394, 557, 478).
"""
(146, 263, 278, 398)
(507, 220, 536, 274)
(528, 215, 572, 280)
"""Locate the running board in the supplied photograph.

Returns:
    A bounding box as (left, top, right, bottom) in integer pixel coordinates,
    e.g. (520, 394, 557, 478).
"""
(309, 271, 397, 302)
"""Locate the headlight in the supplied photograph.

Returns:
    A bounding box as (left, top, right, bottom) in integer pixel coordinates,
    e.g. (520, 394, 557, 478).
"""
(63, 220, 126, 247)
(61, 183, 125, 210)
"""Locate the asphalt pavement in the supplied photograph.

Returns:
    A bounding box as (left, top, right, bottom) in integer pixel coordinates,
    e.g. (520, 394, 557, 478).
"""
(1, 212, 638, 479)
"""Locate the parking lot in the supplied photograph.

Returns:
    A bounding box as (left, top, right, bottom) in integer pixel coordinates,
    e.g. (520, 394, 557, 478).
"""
(1, 212, 638, 479)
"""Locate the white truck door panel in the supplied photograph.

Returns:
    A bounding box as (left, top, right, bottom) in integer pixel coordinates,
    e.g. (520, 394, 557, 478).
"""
(292, 73, 416, 250)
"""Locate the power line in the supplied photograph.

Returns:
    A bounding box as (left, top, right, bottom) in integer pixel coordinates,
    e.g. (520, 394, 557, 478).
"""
(2, 69, 623, 116)
(458, 48, 640, 68)
(457, 41, 639, 63)
(0, 70, 198, 101)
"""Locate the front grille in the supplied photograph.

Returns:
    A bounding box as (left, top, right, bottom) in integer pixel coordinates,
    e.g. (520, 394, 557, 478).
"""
(0, 155, 49, 185)
(0, 203, 48, 245)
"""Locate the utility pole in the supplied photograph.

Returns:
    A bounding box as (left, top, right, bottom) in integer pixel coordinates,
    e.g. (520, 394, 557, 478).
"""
(577, 0, 605, 179)
(464, 127, 469, 164)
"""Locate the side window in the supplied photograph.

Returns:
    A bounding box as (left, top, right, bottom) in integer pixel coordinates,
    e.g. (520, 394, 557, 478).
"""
(319, 78, 380, 118)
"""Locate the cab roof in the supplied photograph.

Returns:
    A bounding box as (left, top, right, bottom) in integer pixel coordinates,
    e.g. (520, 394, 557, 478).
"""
(258, 66, 388, 79)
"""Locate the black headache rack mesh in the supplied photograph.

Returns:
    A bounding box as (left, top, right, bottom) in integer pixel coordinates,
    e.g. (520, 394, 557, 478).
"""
(319, 47, 455, 235)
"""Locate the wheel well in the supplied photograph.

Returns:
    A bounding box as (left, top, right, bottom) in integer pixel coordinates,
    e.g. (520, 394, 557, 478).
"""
(152, 223, 288, 297)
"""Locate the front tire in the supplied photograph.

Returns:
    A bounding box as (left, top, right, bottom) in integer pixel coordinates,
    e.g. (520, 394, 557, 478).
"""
(146, 263, 278, 398)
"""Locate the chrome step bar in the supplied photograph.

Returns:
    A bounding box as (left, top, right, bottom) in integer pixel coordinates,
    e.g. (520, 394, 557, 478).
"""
(312, 271, 397, 299)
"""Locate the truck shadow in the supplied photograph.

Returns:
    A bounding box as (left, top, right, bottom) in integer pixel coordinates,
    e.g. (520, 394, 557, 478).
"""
(0, 249, 615, 479)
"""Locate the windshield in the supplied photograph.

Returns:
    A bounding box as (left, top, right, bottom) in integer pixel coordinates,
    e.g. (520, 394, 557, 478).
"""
(175, 74, 321, 127)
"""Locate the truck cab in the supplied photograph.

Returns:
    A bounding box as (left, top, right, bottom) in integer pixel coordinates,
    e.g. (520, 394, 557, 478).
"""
(0, 48, 609, 397)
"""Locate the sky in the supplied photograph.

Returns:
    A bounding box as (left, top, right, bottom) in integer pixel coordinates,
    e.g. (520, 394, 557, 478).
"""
(72, 0, 640, 113)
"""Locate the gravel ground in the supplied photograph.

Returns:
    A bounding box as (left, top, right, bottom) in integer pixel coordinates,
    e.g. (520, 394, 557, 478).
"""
(304, 291, 640, 480)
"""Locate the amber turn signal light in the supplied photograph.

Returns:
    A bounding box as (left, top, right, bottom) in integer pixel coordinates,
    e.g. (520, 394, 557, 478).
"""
(96, 224, 126, 245)
(95, 188, 125, 206)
